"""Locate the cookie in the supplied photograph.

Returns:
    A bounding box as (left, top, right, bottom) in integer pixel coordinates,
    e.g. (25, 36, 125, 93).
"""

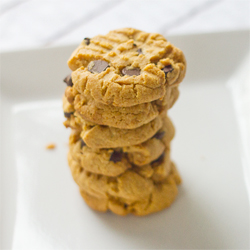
(160, 114, 175, 144)
(68, 115, 173, 177)
(150, 150, 171, 182)
(69, 137, 131, 177)
(67, 28, 186, 107)
(63, 85, 177, 129)
(68, 148, 173, 200)
(156, 86, 179, 110)
(63, 111, 82, 131)
(123, 138, 166, 167)
(169, 86, 180, 109)
(78, 162, 181, 216)
(123, 114, 174, 166)
(73, 93, 159, 129)
(80, 115, 163, 148)
(64, 111, 174, 150)
(62, 95, 74, 116)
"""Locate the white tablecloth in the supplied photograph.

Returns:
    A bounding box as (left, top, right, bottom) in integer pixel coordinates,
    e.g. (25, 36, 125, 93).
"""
(0, 0, 249, 52)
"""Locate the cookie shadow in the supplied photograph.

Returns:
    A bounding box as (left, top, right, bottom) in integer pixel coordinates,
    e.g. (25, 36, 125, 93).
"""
(94, 186, 225, 249)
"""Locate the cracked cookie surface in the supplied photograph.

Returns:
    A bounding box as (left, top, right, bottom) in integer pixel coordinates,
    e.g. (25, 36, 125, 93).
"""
(68, 116, 174, 177)
(67, 28, 186, 107)
(81, 115, 163, 148)
(63, 84, 179, 129)
(74, 161, 181, 216)
(64, 112, 174, 149)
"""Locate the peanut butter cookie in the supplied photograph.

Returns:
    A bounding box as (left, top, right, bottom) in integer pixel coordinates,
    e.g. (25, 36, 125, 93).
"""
(67, 28, 186, 107)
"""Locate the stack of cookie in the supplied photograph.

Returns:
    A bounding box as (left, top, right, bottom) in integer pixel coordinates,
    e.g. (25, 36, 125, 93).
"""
(63, 28, 186, 216)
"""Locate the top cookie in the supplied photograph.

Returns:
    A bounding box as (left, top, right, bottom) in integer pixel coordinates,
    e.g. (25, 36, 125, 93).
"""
(68, 28, 186, 107)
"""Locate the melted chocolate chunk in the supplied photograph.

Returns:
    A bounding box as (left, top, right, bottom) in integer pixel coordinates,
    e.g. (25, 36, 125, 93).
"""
(122, 67, 140, 76)
(88, 60, 109, 73)
(153, 131, 165, 140)
(80, 139, 86, 148)
(162, 65, 174, 77)
(84, 37, 90, 45)
(64, 112, 73, 118)
(137, 48, 143, 55)
(151, 153, 164, 166)
(110, 151, 123, 163)
(63, 74, 73, 87)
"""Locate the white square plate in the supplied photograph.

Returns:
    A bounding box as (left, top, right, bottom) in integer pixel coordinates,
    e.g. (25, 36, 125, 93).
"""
(1, 31, 250, 249)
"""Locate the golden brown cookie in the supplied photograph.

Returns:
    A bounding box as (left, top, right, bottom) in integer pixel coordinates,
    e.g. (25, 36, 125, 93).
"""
(63, 85, 178, 129)
(156, 85, 179, 110)
(69, 136, 131, 177)
(67, 28, 186, 107)
(78, 162, 181, 216)
(122, 115, 175, 166)
(123, 138, 165, 166)
(73, 93, 159, 129)
(68, 148, 173, 200)
(80, 115, 163, 149)
(68, 115, 174, 177)
(62, 95, 74, 115)
(64, 111, 174, 150)
(63, 111, 82, 131)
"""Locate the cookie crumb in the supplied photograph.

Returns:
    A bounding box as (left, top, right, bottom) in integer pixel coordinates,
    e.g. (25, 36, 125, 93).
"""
(46, 143, 56, 150)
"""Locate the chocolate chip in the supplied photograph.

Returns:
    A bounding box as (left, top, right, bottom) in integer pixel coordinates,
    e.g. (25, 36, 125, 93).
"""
(151, 153, 164, 166)
(153, 131, 165, 140)
(84, 37, 90, 45)
(124, 204, 128, 209)
(80, 139, 86, 148)
(162, 65, 174, 76)
(63, 74, 73, 87)
(137, 48, 143, 55)
(64, 112, 73, 118)
(88, 60, 109, 74)
(122, 67, 140, 76)
(110, 151, 122, 163)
